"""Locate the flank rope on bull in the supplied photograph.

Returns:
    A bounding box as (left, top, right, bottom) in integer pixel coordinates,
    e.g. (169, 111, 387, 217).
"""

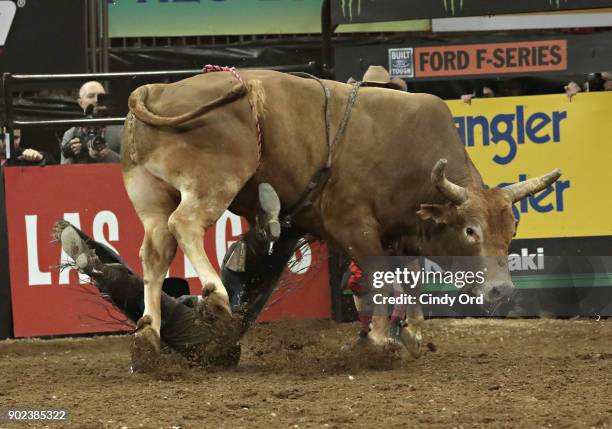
(202, 64, 263, 161)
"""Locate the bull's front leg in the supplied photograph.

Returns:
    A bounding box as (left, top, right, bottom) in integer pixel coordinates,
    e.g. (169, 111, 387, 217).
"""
(398, 257, 424, 358)
(323, 215, 399, 347)
(367, 257, 423, 357)
(168, 188, 238, 319)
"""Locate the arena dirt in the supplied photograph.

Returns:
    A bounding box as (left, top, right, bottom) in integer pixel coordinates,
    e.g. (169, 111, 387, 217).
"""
(1, 319, 611, 428)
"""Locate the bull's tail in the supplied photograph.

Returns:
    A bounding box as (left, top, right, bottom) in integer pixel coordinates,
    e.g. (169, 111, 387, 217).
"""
(128, 79, 266, 128)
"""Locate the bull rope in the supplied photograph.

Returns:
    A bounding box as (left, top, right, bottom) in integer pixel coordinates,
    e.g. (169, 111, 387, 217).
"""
(281, 74, 362, 224)
(202, 64, 263, 161)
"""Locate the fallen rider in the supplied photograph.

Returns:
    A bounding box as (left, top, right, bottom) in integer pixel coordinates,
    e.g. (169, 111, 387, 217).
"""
(53, 183, 284, 370)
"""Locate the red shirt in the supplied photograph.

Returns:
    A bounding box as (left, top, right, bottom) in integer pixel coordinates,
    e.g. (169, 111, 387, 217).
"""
(347, 261, 368, 295)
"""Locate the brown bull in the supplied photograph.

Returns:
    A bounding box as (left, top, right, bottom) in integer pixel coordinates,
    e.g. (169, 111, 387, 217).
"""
(121, 69, 560, 357)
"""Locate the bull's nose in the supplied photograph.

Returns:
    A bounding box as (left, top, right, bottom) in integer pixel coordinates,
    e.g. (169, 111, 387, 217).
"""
(487, 283, 514, 302)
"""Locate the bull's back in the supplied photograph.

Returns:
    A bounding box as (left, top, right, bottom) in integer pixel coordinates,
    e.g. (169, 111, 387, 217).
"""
(121, 70, 472, 236)
(122, 72, 262, 172)
(323, 88, 475, 234)
(121, 70, 341, 233)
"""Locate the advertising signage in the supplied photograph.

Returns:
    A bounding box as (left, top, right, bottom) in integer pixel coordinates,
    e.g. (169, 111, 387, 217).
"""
(109, 0, 322, 37)
(332, 0, 612, 24)
(3, 165, 331, 337)
(336, 32, 612, 81)
(108, 0, 428, 38)
(389, 40, 567, 79)
(446, 91, 612, 239)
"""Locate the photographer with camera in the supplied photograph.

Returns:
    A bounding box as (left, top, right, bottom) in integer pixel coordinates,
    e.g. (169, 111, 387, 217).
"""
(60, 81, 121, 164)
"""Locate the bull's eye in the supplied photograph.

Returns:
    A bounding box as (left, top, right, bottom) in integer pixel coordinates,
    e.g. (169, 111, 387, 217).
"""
(466, 227, 475, 236)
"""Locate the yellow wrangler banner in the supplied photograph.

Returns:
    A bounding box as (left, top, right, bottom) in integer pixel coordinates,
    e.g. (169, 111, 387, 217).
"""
(446, 92, 612, 240)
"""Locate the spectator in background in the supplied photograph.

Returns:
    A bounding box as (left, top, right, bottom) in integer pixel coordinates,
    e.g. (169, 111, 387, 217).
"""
(348, 65, 408, 91)
(1, 128, 56, 166)
(565, 72, 612, 98)
(461, 78, 524, 103)
(604, 72, 612, 90)
(60, 81, 121, 164)
(461, 85, 495, 103)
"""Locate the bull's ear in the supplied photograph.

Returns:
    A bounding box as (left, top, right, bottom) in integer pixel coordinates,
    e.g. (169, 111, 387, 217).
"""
(417, 204, 455, 224)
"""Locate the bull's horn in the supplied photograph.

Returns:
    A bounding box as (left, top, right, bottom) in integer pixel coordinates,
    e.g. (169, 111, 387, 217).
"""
(431, 159, 468, 205)
(504, 169, 562, 203)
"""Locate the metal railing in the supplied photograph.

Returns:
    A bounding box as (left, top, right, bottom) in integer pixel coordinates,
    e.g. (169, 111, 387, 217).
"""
(1, 63, 319, 164)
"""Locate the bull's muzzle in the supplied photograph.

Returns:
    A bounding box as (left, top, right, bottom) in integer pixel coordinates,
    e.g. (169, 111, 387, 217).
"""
(485, 281, 514, 304)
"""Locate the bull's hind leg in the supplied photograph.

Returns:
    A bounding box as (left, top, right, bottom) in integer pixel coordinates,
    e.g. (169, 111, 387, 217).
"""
(123, 167, 178, 368)
(167, 177, 244, 319)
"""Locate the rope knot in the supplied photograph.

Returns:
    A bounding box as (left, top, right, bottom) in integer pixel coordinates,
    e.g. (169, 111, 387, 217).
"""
(202, 64, 263, 161)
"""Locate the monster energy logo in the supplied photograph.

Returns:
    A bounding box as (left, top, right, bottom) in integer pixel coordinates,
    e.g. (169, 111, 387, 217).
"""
(340, 0, 362, 21)
(342, 0, 571, 21)
(548, 0, 569, 8)
(442, 0, 464, 16)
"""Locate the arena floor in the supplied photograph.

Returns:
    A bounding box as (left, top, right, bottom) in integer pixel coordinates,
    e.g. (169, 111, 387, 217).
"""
(1, 318, 611, 428)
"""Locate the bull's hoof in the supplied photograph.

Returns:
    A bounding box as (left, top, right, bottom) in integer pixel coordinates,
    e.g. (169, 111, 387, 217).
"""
(201, 284, 232, 319)
(130, 316, 161, 373)
(356, 330, 370, 345)
(366, 332, 384, 346)
(399, 325, 423, 358)
(383, 337, 403, 351)
(363, 332, 402, 352)
(343, 330, 373, 350)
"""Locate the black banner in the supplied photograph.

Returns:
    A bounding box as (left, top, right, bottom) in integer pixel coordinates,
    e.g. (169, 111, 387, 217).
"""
(506, 237, 612, 317)
(0, 0, 86, 74)
(109, 42, 321, 73)
(419, 287, 612, 317)
(510, 236, 612, 257)
(335, 236, 612, 320)
(332, 0, 612, 24)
